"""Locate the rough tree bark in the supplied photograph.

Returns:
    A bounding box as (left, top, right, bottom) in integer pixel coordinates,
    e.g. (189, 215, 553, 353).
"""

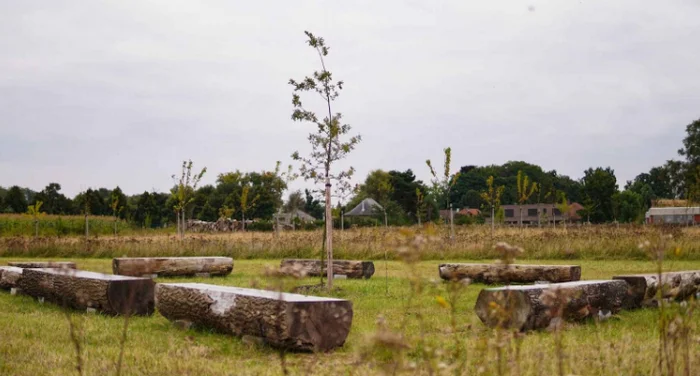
(112, 257, 233, 277)
(18, 268, 155, 315)
(155, 283, 353, 352)
(280, 259, 375, 279)
(0, 266, 23, 289)
(8, 261, 76, 269)
(439, 263, 581, 284)
(474, 280, 630, 331)
(613, 270, 700, 308)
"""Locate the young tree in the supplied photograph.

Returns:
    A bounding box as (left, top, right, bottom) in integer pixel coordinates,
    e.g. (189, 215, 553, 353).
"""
(555, 192, 571, 226)
(110, 191, 125, 236)
(172, 160, 207, 238)
(289, 31, 361, 289)
(238, 184, 258, 231)
(426, 147, 460, 210)
(516, 170, 538, 227)
(480, 175, 505, 237)
(26, 201, 44, 238)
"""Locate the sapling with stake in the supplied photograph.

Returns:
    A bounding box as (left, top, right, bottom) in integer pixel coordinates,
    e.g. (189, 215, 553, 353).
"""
(289, 31, 361, 290)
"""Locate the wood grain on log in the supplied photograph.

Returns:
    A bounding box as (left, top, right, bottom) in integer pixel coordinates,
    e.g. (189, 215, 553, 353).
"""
(18, 268, 155, 315)
(112, 257, 233, 277)
(0, 266, 23, 289)
(474, 280, 629, 331)
(439, 263, 581, 284)
(280, 259, 375, 279)
(156, 283, 353, 352)
(8, 261, 76, 269)
(613, 270, 700, 308)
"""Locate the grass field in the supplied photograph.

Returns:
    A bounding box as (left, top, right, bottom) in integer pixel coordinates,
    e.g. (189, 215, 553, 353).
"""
(0, 258, 698, 376)
(2, 224, 700, 261)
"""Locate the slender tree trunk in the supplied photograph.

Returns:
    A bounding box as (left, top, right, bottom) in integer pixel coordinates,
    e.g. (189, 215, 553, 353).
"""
(34, 219, 38, 238)
(181, 210, 186, 238)
(325, 177, 333, 290)
(242, 212, 246, 232)
(553, 204, 556, 228)
(449, 203, 454, 239)
(491, 205, 495, 237)
(84, 213, 89, 240)
(114, 217, 117, 236)
(176, 212, 180, 237)
(519, 205, 523, 227)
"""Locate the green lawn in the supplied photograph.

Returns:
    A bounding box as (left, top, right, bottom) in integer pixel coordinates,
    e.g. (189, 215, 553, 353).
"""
(0, 258, 698, 375)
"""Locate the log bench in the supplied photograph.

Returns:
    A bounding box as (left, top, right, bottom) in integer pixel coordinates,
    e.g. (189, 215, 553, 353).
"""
(613, 270, 700, 308)
(8, 261, 76, 269)
(155, 283, 353, 351)
(112, 257, 233, 277)
(439, 263, 581, 284)
(0, 266, 23, 290)
(280, 259, 375, 279)
(18, 268, 155, 315)
(474, 280, 629, 331)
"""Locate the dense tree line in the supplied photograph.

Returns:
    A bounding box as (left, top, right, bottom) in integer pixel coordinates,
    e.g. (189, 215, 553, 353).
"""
(2, 118, 699, 227)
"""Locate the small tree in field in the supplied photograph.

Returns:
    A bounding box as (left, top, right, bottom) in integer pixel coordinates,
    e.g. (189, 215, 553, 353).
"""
(289, 31, 361, 289)
(172, 160, 207, 238)
(556, 192, 570, 227)
(516, 170, 538, 227)
(110, 194, 124, 236)
(480, 176, 505, 237)
(26, 201, 44, 238)
(426, 147, 460, 210)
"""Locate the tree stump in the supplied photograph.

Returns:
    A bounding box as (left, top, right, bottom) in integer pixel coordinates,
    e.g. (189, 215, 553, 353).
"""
(0, 266, 23, 290)
(474, 280, 630, 331)
(280, 259, 375, 279)
(613, 270, 700, 308)
(439, 263, 581, 284)
(112, 257, 233, 277)
(8, 261, 76, 269)
(155, 283, 353, 352)
(18, 268, 155, 315)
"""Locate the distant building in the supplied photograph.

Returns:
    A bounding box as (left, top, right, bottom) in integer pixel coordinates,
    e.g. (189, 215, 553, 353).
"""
(345, 198, 384, 217)
(487, 202, 582, 225)
(645, 207, 700, 225)
(439, 208, 481, 221)
(273, 209, 317, 230)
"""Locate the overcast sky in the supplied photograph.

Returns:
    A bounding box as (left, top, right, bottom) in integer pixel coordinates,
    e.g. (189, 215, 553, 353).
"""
(1, 0, 699, 198)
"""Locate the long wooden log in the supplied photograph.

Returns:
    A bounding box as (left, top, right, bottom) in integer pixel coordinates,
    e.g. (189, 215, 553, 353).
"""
(18, 268, 155, 315)
(155, 283, 353, 351)
(474, 280, 630, 331)
(613, 270, 700, 308)
(8, 261, 76, 269)
(439, 263, 581, 284)
(280, 259, 375, 279)
(0, 266, 23, 290)
(112, 257, 233, 277)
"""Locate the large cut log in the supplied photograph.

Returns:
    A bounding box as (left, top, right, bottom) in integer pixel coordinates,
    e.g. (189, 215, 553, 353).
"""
(0, 266, 23, 290)
(439, 263, 581, 284)
(613, 270, 700, 308)
(280, 259, 375, 279)
(8, 261, 76, 269)
(112, 257, 233, 277)
(18, 268, 155, 315)
(156, 283, 353, 351)
(474, 280, 630, 331)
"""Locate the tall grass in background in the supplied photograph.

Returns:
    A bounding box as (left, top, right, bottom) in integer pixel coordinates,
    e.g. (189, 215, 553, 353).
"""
(0, 214, 134, 237)
(2, 223, 700, 260)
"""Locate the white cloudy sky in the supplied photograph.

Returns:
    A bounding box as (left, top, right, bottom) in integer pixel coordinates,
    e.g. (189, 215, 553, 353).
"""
(1, 0, 699, 197)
